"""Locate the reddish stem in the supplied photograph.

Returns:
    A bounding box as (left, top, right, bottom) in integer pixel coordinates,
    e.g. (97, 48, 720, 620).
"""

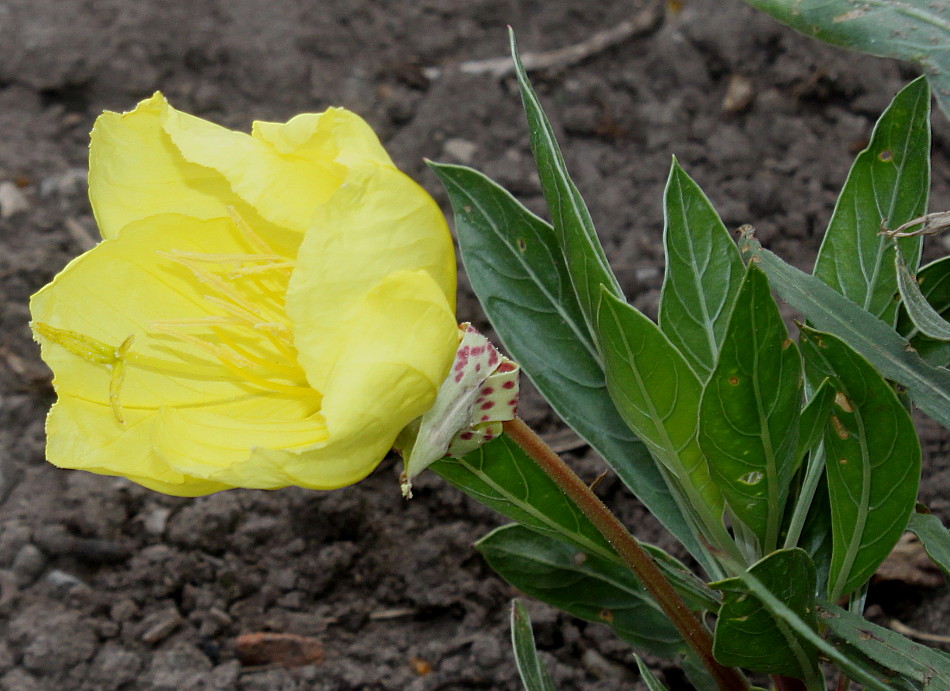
(503, 418, 748, 691)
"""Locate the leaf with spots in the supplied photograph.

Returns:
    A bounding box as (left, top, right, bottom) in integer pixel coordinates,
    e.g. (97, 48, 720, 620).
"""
(477, 524, 687, 658)
(813, 77, 931, 326)
(711, 548, 822, 681)
(428, 160, 704, 568)
(740, 1, 950, 119)
(800, 326, 921, 600)
(432, 436, 718, 612)
(659, 158, 745, 381)
(699, 264, 802, 555)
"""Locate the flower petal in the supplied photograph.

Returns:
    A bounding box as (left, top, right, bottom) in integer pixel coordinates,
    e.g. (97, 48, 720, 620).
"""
(163, 106, 391, 232)
(89, 93, 238, 239)
(46, 396, 231, 496)
(279, 269, 458, 489)
(286, 163, 456, 391)
(30, 214, 305, 410)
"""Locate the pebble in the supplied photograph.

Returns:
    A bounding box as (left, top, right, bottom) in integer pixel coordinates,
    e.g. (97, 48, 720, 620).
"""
(44, 569, 87, 591)
(11, 544, 46, 586)
(0, 181, 28, 218)
(140, 506, 172, 536)
(38, 168, 86, 197)
(140, 608, 183, 645)
(442, 138, 478, 164)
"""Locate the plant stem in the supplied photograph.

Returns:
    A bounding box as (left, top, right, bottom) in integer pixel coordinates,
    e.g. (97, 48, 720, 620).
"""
(503, 418, 749, 691)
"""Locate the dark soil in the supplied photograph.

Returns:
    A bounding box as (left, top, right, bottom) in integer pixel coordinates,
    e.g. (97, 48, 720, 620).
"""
(0, 1, 947, 689)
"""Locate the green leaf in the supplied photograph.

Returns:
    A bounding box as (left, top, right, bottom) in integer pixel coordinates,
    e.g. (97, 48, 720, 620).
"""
(741, 1, 950, 119)
(428, 162, 703, 569)
(797, 379, 835, 467)
(800, 327, 921, 600)
(738, 230, 950, 429)
(813, 77, 931, 325)
(898, 255, 950, 366)
(596, 289, 717, 506)
(818, 601, 950, 691)
(895, 245, 950, 341)
(511, 600, 557, 691)
(735, 570, 900, 691)
(699, 264, 802, 553)
(431, 436, 719, 611)
(908, 511, 950, 578)
(711, 549, 822, 682)
(634, 655, 669, 691)
(508, 29, 623, 336)
(659, 158, 746, 380)
(477, 525, 686, 657)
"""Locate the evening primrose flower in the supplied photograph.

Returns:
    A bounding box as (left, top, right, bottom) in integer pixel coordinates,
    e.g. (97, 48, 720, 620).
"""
(30, 93, 458, 496)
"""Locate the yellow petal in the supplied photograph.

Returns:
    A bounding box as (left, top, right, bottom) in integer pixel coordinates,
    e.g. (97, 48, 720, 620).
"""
(162, 106, 391, 232)
(46, 396, 231, 496)
(278, 269, 459, 489)
(151, 406, 329, 488)
(286, 163, 456, 391)
(89, 93, 239, 239)
(30, 213, 306, 411)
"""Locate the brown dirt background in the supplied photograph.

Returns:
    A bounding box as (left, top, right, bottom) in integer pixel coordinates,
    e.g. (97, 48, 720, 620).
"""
(0, 1, 947, 689)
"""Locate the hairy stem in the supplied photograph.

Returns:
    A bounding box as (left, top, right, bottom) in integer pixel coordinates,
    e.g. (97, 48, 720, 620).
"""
(503, 418, 748, 691)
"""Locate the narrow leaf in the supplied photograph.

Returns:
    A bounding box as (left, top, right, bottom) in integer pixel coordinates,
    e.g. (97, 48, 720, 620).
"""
(429, 161, 703, 565)
(432, 436, 719, 612)
(797, 379, 835, 467)
(699, 264, 802, 553)
(596, 289, 723, 516)
(634, 655, 669, 691)
(711, 549, 821, 681)
(896, 245, 950, 340)
(908, 511, 950, 578)
(509, 29, 624, 336)
(659, 158, 745, 380)
(800, 327, 921, 600)
(511, 600, 557, 691)
(813, 77, 931, 325)
(477, 525, 686, 657)
(741, 0, 950, 118)
(739, 230, 950, 429)
(898, 255, 950, 366)
(818, 601, 950, 691)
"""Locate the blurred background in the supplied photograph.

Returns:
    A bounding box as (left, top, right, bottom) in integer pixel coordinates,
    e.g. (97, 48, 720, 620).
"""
(0, 0, 947, 689)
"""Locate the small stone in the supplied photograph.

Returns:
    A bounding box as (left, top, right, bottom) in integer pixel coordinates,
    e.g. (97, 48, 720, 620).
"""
(44, 569, 87, 592)
(11, 544, 46, 586)
(38, 168, 87, 197)
(722, 74, 755, 114)
(88, 643, 142, 689)
(0, 182, 28, 218)
(211, 661, 240, 689)
(140, 507, 172, 536)
(140, 608, 183, 645)
(110, 598, 139, 623)
(442, 138, 478, 164)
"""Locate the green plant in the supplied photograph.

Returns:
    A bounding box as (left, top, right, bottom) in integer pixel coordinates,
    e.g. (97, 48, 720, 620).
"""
(428, 31, 950, 690)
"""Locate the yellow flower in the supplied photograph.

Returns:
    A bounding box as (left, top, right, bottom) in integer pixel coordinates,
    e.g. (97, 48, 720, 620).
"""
(30, 93, 458, 496)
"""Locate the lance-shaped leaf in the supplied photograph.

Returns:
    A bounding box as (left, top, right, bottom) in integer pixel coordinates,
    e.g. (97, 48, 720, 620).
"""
(699, 264, 802, 553)
(634, 656, 669, 691)
(813, 77, 931, 325)
(908, 511, 950, 578)
(432, 436, 718, 612)
(477, 525, 686, 658)
(659, 158, 745, 381)
(818, 601, 950, 691)
(596, 289, 722, 516)
(895, 244, 950, 341)
(797, 379, 835, 468)
(509, 29, 624, 337)
(429, 161, 703, 567)
(711, 548, 822, 682)
(898, 255, 950, 367)
(511, 600, 557, 691)
(738, 230, 950, 429)
(800, 327, 921, 600)
(741, 0, 950, 119)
